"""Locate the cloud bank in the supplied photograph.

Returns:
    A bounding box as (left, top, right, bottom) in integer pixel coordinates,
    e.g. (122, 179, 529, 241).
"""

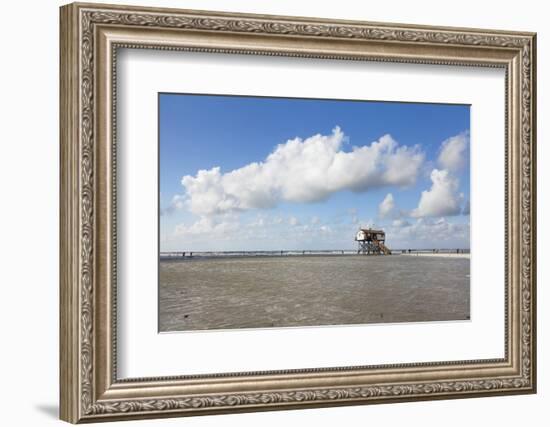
(180, 127, 424, 216)
(388, 216, 470, 248)
(164, 211, 469, 251)
(174, 216, 239, 237)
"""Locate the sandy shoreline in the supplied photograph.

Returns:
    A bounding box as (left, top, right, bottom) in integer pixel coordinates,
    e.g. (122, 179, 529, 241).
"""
(160, 255, 470, 332)
(400, 253, 470, 259)
(161, 252, 471, 261)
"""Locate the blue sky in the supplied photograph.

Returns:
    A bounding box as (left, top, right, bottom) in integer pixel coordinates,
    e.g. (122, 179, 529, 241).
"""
(159, 93, 470, 251)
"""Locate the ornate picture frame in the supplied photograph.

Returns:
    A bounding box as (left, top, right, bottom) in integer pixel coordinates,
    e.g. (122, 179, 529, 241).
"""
(60, 2, 536, 423)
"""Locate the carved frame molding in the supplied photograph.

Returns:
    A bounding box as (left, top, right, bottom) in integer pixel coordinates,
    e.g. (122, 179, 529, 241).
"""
(60, 2, 536, 423)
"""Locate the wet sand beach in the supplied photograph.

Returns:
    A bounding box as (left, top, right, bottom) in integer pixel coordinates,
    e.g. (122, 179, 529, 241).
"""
(401, 253, 470, 259)
(159, 255, 470, 332)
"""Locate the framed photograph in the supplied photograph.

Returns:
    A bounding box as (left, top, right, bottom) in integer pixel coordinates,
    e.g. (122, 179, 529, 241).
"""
(60, 2, 536, 423)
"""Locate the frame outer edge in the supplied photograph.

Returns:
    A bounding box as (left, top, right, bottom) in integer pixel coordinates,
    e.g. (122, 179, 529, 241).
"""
(60, 3, 81, 424)
(68, 1, 537, 37)
(529, 33, 537, 392)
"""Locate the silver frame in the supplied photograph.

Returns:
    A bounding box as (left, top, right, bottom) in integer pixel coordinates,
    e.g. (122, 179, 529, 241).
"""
(60, 2, 536, 423)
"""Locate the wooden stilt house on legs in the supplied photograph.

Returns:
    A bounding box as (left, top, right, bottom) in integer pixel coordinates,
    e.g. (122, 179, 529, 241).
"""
(355, 228, 391, 255)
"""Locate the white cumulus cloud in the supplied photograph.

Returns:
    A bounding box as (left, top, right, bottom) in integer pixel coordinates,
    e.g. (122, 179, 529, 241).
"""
(411, 169, 463, 217)
(438, 132, 469, 172)
(378, 193, 396, 219)
(180, 127, 424, 216)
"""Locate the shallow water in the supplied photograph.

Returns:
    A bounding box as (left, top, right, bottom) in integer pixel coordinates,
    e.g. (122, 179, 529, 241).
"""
(159, 255, 470, 332)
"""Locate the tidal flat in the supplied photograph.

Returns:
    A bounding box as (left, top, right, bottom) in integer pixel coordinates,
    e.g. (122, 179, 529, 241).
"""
(159, 255, 470, 332)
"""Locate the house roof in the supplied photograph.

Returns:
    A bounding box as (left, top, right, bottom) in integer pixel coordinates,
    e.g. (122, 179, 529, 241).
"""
(358, 228, 385, 234)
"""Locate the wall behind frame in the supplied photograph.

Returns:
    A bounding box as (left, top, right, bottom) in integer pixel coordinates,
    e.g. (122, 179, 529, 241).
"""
(0, 0, 545, 426)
